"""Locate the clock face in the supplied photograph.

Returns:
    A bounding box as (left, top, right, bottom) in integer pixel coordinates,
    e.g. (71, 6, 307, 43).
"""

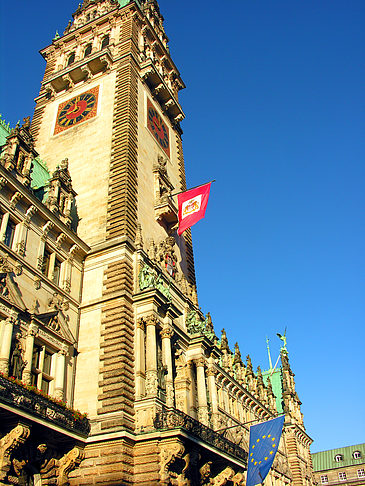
(54, 86, 99, 134)
(147, 99, 170, 157)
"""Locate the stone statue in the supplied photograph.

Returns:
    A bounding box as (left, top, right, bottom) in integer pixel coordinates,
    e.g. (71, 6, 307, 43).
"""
(139, 264, 155, 290)
(277, 328, 287, 351)
(10, 338, 26, 380)
(203, 312, 215, 341)
(157, 364, 168, 391)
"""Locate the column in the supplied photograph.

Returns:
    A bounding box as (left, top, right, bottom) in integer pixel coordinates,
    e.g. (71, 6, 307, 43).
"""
(160, 324, 174, 407)
(195, 357, 209, 426)
(145, 314, 158, 396)
(54, 345, 68, 400)
(206, 359, 219, 429)
(0, 316, 15, 376)
(187, 361, 195, 417)
(135, 317, 146, 399)
(22, 324, 38, 385)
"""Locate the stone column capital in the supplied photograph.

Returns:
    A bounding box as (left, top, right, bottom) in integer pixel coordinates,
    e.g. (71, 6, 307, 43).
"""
(195, 357, 206, 368)
(145, 314, 159, 327)
(58, 344, 69, 357)
(27, 324, 38, 337)
(137, 317, 146, 330)
(206, 365, 217, 377)
(160, 325, 174, 340)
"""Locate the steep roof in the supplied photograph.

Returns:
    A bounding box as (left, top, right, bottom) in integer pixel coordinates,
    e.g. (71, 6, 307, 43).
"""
(312, 443, 365, 471)
(262, 368, 284, 414)
(0, 114, 11, 146)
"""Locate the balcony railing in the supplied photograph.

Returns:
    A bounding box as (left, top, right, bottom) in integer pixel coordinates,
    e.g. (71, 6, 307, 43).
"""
(154, 407, 248, 463)
(0, 375, 90, 437)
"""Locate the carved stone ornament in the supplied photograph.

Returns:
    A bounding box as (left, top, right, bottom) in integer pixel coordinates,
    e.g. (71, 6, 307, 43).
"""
(210, 466, 235, 485)
(159, 441, 185, 484)
(186, 310, 216, 341)
(0, 424, 31, 482)
(138, 263, 171, 298)
(157, 236, 177, 278)
(57, 446, 84, 486)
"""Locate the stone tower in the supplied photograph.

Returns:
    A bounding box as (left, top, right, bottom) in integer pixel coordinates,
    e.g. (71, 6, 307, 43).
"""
(0, 0, 315, 484)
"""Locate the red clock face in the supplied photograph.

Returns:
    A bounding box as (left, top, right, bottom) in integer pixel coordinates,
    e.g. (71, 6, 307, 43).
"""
(147, 99, 170, 157)
(54, 86, 99, 134)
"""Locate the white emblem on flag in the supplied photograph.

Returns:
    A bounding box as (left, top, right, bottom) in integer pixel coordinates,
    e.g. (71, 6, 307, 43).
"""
(181, 195, 202, 219)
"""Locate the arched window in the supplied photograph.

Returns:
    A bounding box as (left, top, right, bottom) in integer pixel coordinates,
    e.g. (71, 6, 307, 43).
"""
(353, 451, 362, 459)
(335, 454, 343, 462)
(101, 35, 109, 49)
(67, 53, 75, 66)
(86, 13, 90, 21)
(84, 44, 92, 57)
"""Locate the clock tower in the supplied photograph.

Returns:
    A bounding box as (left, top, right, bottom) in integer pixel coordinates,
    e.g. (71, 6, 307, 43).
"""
(31, 0, 199, 480)
(7, 0, 316, 484)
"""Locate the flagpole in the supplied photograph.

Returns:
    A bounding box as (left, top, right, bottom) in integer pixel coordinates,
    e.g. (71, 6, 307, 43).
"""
(168, 179, 216, 198)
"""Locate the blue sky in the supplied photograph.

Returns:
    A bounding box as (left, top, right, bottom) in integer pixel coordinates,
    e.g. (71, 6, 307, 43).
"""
(1, 1, 364, 451)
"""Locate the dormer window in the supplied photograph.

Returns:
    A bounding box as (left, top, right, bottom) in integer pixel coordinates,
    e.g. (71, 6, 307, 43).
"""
(101, 35, 109, 49)
(84, 44, 92, 57)
(335, 454, 343, 462)
(353, 451, 361, 459)
(67, 53, 75, 66)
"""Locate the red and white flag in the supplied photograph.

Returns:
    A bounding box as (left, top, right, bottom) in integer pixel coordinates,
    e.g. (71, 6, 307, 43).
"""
(177, 182, 211, 235)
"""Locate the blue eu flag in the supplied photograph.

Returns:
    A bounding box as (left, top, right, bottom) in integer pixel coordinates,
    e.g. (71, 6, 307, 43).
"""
(246, 415, 285, 486)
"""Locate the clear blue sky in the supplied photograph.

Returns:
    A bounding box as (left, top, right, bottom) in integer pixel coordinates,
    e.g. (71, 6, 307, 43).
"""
(1, 1, 364, 452)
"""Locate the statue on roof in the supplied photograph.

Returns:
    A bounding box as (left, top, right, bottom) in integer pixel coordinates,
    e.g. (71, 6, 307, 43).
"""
(277, 327, 287, 352)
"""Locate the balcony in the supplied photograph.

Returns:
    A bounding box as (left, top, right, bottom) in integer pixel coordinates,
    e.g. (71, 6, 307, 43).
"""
(0, 374, 90, 437)
(42, 47, 113, 94)
(141, 60, 185, 125)
(154, 407, 248, 463)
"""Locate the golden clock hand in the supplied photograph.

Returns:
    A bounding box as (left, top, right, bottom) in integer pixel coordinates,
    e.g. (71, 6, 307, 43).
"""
(69, 102, 79, 114)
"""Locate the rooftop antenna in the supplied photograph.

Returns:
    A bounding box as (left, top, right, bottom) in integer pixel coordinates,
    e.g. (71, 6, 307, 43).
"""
(266, 337, 273, 371)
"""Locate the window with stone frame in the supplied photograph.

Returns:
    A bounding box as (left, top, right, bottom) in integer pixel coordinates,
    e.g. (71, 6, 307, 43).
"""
(358, 469, 365, 478)
(101, 35, 109, 49)
(41, 247, 51, 277)
(31, 343, 55, 394)
(4, 219, 16, 249)
(53, 257, 62, 286)
(84, 43, 92, 57)
(40, 246, 64, 286)
(67, 53, 75, 66)
(353, 451, 361, 459)
(338, 472, 347, 481)
(335, 454, 343, 462)
(320, 475, 328, 484)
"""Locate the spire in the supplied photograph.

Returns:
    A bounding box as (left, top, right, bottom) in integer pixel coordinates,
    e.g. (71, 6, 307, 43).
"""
(266, 336, 273, 371)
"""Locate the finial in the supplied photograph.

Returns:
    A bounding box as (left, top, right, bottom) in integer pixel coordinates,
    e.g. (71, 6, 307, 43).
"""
(266, 336, 273, 370)
(53, 30, 60, 41)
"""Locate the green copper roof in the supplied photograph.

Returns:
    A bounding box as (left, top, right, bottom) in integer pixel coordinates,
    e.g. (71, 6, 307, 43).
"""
(30, 157, 50, 190)
(118, 0, 130, 6)
(262, 368, 283, 413)
(312, 443, 365, 471)
(0, 114, 11, 146)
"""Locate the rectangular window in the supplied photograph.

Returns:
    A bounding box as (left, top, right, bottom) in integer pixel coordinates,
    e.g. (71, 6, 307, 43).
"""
(358, 469, 365, 478)
(338, 472, 347, 481)
(31, 344, 54, 394)
(53, 258, 62, 285)
(320, 475, 328, 484)
(41, 248, 51, 277)
(4, 220, 16, 248)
